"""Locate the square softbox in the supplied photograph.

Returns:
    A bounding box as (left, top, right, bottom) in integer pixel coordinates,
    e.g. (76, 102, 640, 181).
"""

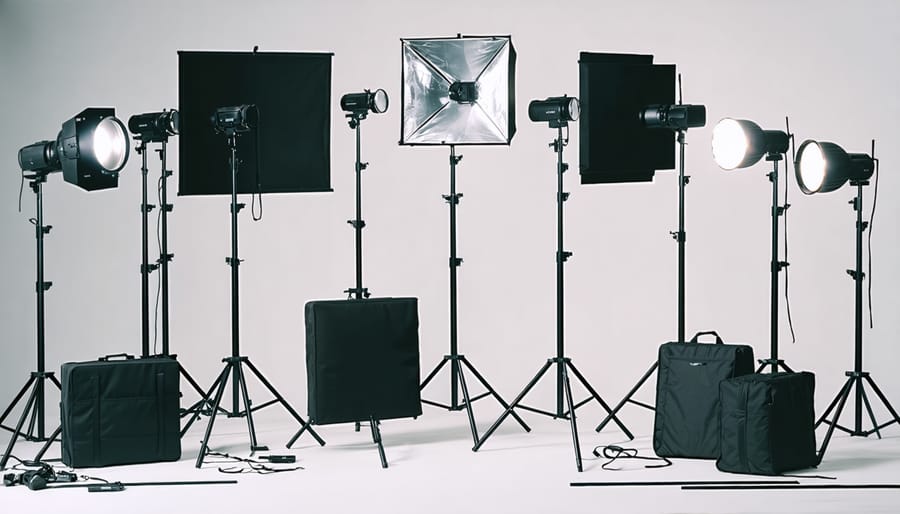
(400, 35, 516, 145)
(579, 52, 675, 184)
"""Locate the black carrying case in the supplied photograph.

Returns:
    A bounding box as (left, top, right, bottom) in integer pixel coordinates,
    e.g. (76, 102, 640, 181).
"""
(653, 331, 754, 459)
(60, 355, 181, 467)
(717, 372, 819, 475)
(305, 298, 422, 425)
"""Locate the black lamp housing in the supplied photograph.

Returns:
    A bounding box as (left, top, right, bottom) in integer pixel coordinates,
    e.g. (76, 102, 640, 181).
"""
(129, 110, 179, 142)
(210, 104, 257, 134)
(340, 89, 389, 117)
(795, 140, 874, 194)
(18, 107, 130, 191)
(712, 118, 789, 170)
(528, 96, 579, 128)
(640, 104, 706, 131)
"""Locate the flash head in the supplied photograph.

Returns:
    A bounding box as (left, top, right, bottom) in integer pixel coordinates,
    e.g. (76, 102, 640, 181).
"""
(128, 110, 179, 142)
(211, 105, 257, 133)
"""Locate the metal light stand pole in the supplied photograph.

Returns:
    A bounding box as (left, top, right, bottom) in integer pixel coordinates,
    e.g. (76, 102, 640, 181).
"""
(183, 130, 324, 468)
(758, 153, 794, 373)
(595, 129, 690, 437)
(345, 112, 370, 300)
(0, 174, 63, 470)
(419, 144, 530, 447)
(134, 138, 210, 421)
(474, 125, 629, 472)
(816, 180, 900, 459)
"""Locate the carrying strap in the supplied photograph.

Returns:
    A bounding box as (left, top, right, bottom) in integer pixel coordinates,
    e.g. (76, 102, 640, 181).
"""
(689, 330, 724, 344)
(98, 353, 134, 362)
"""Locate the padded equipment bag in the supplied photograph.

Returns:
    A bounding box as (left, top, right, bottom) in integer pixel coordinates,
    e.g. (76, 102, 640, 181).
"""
(306, 298, 422, 425)
(717, 372, 819, 475)
(60, 355, 181, 467)
(653, 331, 754, 459)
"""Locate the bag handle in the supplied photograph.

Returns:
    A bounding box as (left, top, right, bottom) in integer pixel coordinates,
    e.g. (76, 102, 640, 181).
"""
(98, 353, 135, 361)
(689, 331, 724, 345)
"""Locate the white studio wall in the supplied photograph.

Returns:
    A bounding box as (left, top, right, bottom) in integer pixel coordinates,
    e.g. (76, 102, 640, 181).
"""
(1, 0, 898, 442)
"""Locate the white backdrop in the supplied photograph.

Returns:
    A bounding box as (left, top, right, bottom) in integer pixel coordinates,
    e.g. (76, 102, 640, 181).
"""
(1, 0, 898, 434)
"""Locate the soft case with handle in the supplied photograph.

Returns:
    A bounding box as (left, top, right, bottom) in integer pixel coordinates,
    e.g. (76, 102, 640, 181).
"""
(717, 372, 818, 475)
(653, 331, 754, 459)
(60, 355, 181, 467)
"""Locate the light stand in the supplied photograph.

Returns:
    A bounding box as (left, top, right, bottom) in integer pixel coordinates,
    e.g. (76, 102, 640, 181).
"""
(816, 180, 900, 458)
(419, 145, 530, 446)
(0, 174, 62, 470)
(134, 137, 211, 419)
(474, 122, 629, 472)
(182, 128, 325, 468)
(344, 112, 370, 300)
(594, 129, 689, 436)
(758, 153, 794, 373)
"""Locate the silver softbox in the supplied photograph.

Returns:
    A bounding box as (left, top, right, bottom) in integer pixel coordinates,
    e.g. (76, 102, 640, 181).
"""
(400, 35, 516, 145)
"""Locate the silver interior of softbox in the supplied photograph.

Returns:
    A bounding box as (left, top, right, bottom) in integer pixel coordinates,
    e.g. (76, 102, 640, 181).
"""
(401, 36, 515, 145)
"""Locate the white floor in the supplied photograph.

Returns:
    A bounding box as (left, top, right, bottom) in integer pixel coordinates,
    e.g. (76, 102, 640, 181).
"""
(3, 399, 899, 513)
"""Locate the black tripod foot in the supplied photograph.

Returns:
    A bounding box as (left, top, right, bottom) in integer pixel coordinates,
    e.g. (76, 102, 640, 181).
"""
(420, 354, 529, 446)
(0, 372, 62, 470)
(816, 371, 900, 461)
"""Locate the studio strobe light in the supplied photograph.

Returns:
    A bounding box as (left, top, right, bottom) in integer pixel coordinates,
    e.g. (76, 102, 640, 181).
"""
(476, 93, 629, 473)
(341, 89, 388, 118)
(128, 110, 179, 142)
(712, 117, 793, 375)
(793, 139, 898, 458)
(2, 108, 130, 470)
(336, 88, 389, 301)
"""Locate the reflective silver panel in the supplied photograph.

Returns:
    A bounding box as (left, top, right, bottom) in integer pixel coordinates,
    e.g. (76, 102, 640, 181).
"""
(401, 36, 516, 145)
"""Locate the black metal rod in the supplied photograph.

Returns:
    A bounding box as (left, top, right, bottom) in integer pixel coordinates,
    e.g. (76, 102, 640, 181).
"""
(571, 480, 799, 487)
(555, 126, 566, 417)
(228, 134, 241, 413)
(769, 159, 780, 372)
(449, 145, 460, 409)
(683, 484, 900, 491)
(139, 143, 151, 357)
(354, 122, 364, 298)
(676, 131, 686, 343)
(854, 182, 864, 432)
(34, 178, 46, 438)
(159, 140, 171, 355)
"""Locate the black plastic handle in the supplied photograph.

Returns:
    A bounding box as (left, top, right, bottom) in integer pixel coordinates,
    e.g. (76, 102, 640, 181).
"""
(98, 353, 135, 361)
(689, 331, 724, 345)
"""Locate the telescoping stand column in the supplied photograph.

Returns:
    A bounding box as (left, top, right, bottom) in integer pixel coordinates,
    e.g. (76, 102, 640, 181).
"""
(0, 173, 62, 470)
(474, 96, 629, 472)
(183, 106, 325, 467)
(128, 111, 210, 420)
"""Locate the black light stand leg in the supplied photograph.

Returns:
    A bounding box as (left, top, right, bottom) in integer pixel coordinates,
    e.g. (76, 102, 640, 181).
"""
(475, 125, 625, 471)
(195, 361, 233, 468)
(419, 145, 528, 442)
(757, 155, 794, 374)
(1, 176, 62, 470)
(369, 416, 388, 469)
(815, 182, 899, 461)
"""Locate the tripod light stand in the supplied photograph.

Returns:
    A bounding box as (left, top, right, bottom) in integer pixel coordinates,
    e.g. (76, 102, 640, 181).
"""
(128, 111, 210, 419)
(2, 108, 130, 469)
(713, 118, 793, 373)
(474, 96, 628, 472)
(595, 101, 706, 437)
(417, 145, 531, 445)
(339, 89, 388, 300)
(400, 34, 528, 444)
(182, 106, 325, 468)
(793, 140, 900, 458)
